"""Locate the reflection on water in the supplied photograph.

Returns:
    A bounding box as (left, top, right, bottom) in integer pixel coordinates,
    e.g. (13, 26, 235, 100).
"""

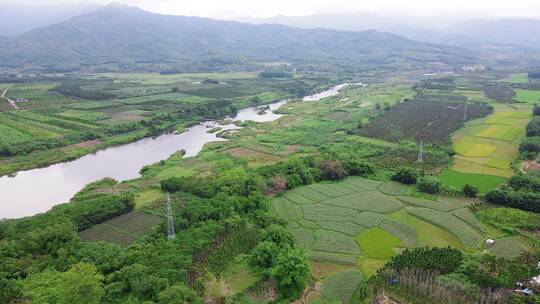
(0, 83, 356, 219)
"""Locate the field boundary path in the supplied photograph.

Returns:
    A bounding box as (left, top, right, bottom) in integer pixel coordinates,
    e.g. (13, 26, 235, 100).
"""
(1, 86, 19, 109)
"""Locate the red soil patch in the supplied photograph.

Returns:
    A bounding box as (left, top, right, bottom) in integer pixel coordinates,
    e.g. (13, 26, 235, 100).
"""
(523, 161, 540, 173)
(73, 139, 103, 148)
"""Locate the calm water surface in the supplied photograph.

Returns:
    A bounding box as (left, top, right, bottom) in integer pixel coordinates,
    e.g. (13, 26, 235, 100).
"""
(0, 83, 356, 219)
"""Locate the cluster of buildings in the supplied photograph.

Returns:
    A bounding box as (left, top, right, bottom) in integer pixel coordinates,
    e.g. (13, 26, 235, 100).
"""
(462, 64, 486, 72)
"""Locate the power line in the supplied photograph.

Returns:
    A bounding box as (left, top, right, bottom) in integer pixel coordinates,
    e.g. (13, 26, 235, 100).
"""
(166, 192, 175, 240)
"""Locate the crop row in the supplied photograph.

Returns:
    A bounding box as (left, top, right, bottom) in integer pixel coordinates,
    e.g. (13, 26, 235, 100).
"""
(407, 207, 482, 248)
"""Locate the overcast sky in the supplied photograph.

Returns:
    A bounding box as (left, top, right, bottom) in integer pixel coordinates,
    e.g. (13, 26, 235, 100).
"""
(7, 0, 540, 19)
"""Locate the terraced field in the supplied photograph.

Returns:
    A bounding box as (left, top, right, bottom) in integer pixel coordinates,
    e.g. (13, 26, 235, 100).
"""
(269, 177, 489, 285)
(448, 103, 531, 183)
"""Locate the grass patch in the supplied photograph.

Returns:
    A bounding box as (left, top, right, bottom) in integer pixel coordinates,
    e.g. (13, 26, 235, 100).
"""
(222, 261, 260, 295)
(134, 188, 164, 208)
(356, 228, 403, 259)
(439, 169, 505, 193)
(358, 257, 388, 277)
(515, 89, 540, 104)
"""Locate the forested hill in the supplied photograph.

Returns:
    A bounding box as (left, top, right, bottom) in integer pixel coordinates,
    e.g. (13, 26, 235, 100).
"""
(0, 4, 473, 71)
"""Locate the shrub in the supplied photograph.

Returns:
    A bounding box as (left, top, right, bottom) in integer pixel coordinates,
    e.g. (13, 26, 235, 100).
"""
(271, 246, 310, 300)
(160, 176, 217, 197)
(269, 175, 287, 193)
(320, 160, 347, 181)
(519, 137, 540, 153)
(343, 159, 374, 176)
(249, 241, 280, 269)
(392, 167, 418, 185)
(158, 285, 202, 304)
(508, 175, 540, 192)
(386, 247, 463, 274)
(484, 189, 540, 213)
(258, 70, 293, 78)
(534, 104, 540, 116)
(417, 176, 441, 194)
(261, 225, 294, 247)
(526, 118, 540, 137)
(462, 184, 479, 198)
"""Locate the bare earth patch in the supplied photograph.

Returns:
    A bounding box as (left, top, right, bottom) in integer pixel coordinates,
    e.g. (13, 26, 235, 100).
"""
(523, 161, 540, 173)
(73, 139, 103, 148)
(285, 144, 303, 153)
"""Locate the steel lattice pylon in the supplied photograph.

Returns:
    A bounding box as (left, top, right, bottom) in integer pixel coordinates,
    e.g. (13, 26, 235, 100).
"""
(417, 141, 424, 163)
(166, 192, 175, 240)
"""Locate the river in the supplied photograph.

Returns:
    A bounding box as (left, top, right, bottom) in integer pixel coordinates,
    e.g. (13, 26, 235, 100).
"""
(0, 83, 356, 219)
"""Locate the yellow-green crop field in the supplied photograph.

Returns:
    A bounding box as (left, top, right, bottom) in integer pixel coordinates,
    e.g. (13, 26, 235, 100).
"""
(450, 104, 531, 178)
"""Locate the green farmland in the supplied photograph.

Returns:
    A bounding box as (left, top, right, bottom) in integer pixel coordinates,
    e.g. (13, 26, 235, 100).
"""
(270, 177, 533, 303)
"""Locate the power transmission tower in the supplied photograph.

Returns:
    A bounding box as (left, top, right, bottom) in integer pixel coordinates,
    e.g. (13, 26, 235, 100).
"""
(166, 192, 175, 240)
(417, 141, 424, 163)
(463, 102, 468, 121)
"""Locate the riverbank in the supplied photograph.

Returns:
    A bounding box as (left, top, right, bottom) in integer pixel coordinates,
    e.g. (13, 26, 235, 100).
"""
(0, 83, 354, 219)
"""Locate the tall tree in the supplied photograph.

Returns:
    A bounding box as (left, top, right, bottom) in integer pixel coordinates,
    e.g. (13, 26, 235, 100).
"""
(58, 263, 104, 304)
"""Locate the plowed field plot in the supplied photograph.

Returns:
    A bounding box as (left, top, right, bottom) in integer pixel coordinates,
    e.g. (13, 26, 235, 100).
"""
(359, 97, 490, 144)
(482, 84, 515, 101)
(270, 177, 483, 276)
(79, 211, 163, 246)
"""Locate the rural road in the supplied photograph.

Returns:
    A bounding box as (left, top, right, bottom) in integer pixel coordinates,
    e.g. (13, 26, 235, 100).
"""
(1, 87, 19, 109)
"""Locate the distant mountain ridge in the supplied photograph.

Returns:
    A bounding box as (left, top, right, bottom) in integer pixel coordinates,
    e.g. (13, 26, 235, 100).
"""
(0, 4, 473, 72)
(239, 13, 540, 50)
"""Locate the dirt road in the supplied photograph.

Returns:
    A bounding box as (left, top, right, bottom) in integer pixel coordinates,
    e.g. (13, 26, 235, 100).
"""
(1, 87, 19, 109)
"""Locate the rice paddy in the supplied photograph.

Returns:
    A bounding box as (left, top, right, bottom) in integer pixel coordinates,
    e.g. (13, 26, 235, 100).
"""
(446, 103, 532, 188)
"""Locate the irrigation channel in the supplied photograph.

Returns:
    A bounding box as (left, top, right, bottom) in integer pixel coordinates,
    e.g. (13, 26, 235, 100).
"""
(0, 83, 356, 219)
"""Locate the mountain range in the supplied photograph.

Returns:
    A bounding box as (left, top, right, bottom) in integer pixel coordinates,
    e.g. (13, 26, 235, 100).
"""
(239, 13, 540, 50)
(0, 4, 473, 72)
